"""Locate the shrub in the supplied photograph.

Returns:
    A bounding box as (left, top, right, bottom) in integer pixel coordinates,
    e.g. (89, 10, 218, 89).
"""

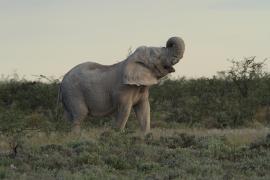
(0, 57, 269, 131)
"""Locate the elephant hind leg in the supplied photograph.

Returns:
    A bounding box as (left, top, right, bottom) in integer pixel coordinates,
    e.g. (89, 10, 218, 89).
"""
(71, 103, 89, 134)
(63, 109, 72, 122)
(63, 98, 89, 134)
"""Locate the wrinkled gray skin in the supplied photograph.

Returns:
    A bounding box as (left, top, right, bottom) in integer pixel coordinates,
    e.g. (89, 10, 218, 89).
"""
(61, 37, 185, 134)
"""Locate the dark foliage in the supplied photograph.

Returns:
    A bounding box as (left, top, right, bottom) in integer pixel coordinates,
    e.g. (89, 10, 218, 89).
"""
(0, 57, 269, 135)
(150, 57, 270, 128)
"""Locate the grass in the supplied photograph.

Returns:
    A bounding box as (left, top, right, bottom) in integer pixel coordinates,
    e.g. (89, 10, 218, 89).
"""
(2, 127, 268, 150)
(1, 58, 270, 179)
(0, 127, 270, 179)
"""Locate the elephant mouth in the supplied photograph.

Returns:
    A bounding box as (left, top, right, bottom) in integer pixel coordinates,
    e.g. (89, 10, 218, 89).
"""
(163, 65, 175, 73)
(136, 62, 175, 78)
(153, 64, 175, 78)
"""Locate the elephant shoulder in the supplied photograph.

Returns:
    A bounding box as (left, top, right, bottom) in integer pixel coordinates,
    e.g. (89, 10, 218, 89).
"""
(63, 61, 107, 80)
(76, 61, 107, 71)
(83, 62, 108, 70)
(69, 62, 109, 74)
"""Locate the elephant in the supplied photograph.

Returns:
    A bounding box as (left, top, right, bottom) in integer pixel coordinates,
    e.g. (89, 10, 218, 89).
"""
(60, 37, 185, 134)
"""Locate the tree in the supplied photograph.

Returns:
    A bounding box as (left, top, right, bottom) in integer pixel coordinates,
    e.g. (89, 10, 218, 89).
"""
(227, 56, 266, 97)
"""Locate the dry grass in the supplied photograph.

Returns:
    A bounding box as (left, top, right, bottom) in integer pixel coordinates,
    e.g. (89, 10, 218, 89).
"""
(1, 127, 269, 152)
(21, 127, 270, 145)
(1, 127, 270, 179)
(143, 127, 269, 145)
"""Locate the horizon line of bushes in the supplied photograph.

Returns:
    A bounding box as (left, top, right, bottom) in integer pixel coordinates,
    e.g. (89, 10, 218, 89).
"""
(0, 57, 269, 136)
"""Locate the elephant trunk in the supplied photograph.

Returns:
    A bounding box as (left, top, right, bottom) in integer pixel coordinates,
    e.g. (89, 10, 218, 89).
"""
(166, 37, 185, 65)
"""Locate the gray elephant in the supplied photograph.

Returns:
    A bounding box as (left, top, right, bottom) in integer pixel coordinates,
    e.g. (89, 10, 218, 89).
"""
(60, 37, 185, 134)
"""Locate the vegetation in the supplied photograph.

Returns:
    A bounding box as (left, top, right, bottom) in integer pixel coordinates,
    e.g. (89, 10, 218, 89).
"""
(151, 57, 270, 128)
(0, 129, 269, 179)
(0, 57, 270, 179)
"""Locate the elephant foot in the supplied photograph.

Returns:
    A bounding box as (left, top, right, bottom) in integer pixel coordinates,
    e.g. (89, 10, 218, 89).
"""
(143, 130, 151, 136)
(141, 126, 150, 136)
(71, 124, 81, 136)
(144, 132, 154, 141)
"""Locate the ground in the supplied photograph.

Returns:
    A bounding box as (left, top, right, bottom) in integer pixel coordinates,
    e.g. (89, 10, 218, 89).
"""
(0, 127, 270, 180)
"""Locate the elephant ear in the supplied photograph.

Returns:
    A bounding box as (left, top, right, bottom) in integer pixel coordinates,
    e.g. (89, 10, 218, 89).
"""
(122, 47, 158, 86)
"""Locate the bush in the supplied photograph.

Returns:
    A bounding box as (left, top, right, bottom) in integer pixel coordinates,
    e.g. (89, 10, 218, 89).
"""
(150, 57, 270, 128)
(0, 57, 269, 132)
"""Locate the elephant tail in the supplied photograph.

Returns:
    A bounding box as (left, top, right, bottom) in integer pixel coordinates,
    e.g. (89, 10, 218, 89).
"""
(55, 83, 62, 121)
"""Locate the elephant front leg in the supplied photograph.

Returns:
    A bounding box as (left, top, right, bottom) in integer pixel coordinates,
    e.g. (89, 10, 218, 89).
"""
(134, 99, 150, 134)
(115, 103, 132, 130)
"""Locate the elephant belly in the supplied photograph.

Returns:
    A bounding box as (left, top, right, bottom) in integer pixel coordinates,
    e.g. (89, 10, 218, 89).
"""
(90, 105, 116, 117)
(84, 92, 116, 117)
(78, 66, 119, 117)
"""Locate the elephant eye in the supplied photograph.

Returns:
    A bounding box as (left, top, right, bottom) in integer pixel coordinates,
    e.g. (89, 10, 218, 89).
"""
(136, 61, 149, 69)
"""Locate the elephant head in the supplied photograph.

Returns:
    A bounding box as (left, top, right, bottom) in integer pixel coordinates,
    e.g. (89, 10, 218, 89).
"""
(123, 37, 185, 86)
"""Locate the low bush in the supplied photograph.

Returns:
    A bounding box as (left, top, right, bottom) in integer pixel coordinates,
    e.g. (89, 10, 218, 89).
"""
(0, 129, 269, 179)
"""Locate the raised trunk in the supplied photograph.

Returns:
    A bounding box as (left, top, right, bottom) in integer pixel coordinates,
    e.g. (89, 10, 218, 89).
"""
(166, 37, 185, 65)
